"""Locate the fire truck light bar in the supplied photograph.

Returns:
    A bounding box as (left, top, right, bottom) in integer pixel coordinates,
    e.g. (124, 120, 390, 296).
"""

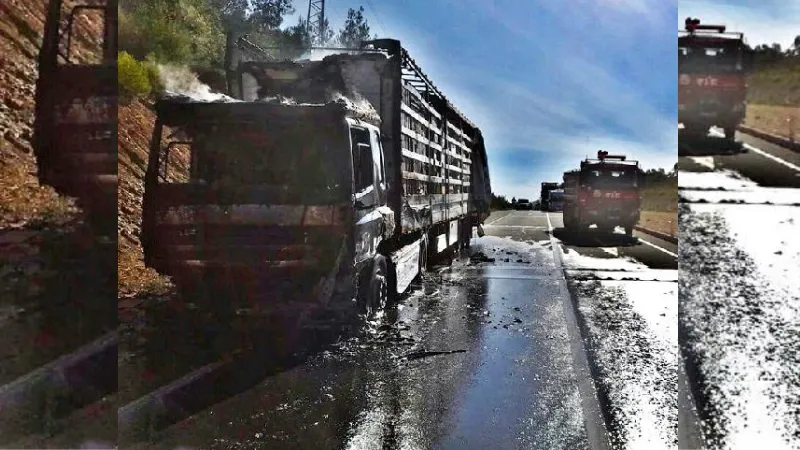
(597, 150, 626, 161)
(684, 17, 726, 33)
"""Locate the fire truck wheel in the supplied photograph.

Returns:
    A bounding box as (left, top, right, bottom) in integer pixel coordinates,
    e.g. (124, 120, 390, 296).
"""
(723, 126, 737, 140)
(596, 226, 612, 235)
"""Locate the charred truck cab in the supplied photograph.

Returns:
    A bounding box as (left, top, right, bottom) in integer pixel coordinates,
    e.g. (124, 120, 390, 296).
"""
(678, 18, 752, 140)
(142, 39, 491, 324)
(562, 151, 642, 236)
(34, 0, 117, 232)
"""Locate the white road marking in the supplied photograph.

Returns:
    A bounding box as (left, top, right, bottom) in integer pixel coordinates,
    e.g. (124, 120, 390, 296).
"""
(484, 225, 548, 230)
(743, 143, 800, 173)
(638, 237, 678, 258)
(601, 247, 619, 257)
(484, 213, 510, 226)
(688, 156, 715, 170)
(709, 128, 800, 173)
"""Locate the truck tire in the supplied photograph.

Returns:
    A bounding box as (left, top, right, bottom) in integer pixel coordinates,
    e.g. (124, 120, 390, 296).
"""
(419, 236, 428, 275)
(358, 255, 389, 319)
(723, 125, 737, 140)
(683, 125, 706, 138)
(624, 224, 634, 237)
(596, 226, 613, 235)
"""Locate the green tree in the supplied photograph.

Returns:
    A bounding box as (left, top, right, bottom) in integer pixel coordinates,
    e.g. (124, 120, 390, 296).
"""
(337, 6, 372, 48)
(118, 51, 152, 100)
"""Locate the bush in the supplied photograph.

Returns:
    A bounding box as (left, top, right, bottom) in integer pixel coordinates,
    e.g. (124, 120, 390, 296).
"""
(118, 51, 152, 100)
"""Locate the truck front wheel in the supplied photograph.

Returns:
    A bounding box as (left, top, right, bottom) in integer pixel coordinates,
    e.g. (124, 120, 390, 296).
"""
(359, 255, 389, 319)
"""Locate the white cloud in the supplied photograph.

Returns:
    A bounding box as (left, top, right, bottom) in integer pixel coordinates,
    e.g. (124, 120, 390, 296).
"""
(679, 0, 800, 48)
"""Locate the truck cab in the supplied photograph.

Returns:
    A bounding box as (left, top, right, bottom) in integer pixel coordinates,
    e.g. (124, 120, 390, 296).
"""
(33, 0, 117, 233)
(548, 190, 565, 211)
(142, 99, 401, 323)
(678, 18, 752, 140)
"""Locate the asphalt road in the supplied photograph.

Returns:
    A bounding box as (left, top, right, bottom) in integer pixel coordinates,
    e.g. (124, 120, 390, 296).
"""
(678, 127, 800, 448)
(678, 127, 800, 188)
(119, 210, 678, 450)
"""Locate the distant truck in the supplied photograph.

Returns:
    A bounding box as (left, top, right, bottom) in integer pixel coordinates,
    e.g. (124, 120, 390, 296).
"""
(540, 182, 560, 211)
(548, 189, 565, 211)
(514, 198, 533, 210)
(34, 0, 117, 234)
(562, 151, 642, 236)
(678, 17, 752, 140)
(142, 39, 492, 325)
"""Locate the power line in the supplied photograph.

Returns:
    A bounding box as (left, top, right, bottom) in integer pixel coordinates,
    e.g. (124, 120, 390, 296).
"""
(364, 0, 388, 37)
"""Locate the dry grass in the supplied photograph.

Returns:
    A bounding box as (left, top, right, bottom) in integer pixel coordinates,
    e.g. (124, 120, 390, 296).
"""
(641, 186, 677, 213)
(744, 104, 800, 140)
(747, 61, 800, 107)
(638, 211, 678, 237)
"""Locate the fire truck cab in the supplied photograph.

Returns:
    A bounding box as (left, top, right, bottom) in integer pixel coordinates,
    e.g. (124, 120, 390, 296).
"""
(678, 17, 752, 140)
(562, 151, 642, 237)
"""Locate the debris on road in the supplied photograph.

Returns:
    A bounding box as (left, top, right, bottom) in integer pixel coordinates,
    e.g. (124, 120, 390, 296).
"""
(681, 203, 800, 449)
(401, 349, 468, 361)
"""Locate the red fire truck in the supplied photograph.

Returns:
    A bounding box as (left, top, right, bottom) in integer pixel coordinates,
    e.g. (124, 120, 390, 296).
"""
(678, 17, 752, 140)
(562, 151, 642, 237)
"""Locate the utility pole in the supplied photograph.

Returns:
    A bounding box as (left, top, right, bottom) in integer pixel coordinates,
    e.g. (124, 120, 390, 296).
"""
(306, 0, 326, 45)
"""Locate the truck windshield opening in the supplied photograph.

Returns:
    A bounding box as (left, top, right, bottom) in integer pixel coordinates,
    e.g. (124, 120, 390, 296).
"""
(679, 45, 743, 74)
(160, 120, 350, 201)
(582, 168, 638, 189)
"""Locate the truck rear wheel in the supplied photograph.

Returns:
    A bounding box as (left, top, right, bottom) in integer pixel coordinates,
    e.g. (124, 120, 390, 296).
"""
(723, 125, 737, 140)
(419, 236, 428, 275)
(683, 125, 706, 138)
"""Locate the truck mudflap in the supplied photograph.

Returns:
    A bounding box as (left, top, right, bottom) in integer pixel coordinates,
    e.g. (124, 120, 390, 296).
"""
(143, 184, 352, 306)
(391, 238, 422, 295)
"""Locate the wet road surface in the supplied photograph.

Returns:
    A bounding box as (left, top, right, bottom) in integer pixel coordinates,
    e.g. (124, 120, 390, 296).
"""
(120, 211, 678, 450)
(0, 223, 117, 446)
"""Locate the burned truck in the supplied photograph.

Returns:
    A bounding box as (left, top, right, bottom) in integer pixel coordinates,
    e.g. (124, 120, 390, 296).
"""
(142, 39, 492, 323)
(679, 18, 752, 140)
(33, 0, 117, 233)
(562, 151, 642, 236)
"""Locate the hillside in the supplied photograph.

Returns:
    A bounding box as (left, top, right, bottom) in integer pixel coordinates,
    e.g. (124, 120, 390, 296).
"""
(747, 59, 800, 107)
(743, 57, 800, 139)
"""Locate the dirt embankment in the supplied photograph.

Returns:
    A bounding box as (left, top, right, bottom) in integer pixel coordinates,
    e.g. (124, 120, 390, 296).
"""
(638, 211, 677, 238)
(744, 104, 800, 141)
(118, 99, 192, 306)
(744, 61, 800, 139)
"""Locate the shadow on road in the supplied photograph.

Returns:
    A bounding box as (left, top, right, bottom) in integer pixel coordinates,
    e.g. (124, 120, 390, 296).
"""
(551, 227, 639, 248)
(678, 132, 747, 157)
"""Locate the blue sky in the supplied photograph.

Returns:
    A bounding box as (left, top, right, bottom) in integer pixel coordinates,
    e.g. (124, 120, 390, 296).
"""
(285, 0, 678, 199)
(679, 0, 799, 49)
